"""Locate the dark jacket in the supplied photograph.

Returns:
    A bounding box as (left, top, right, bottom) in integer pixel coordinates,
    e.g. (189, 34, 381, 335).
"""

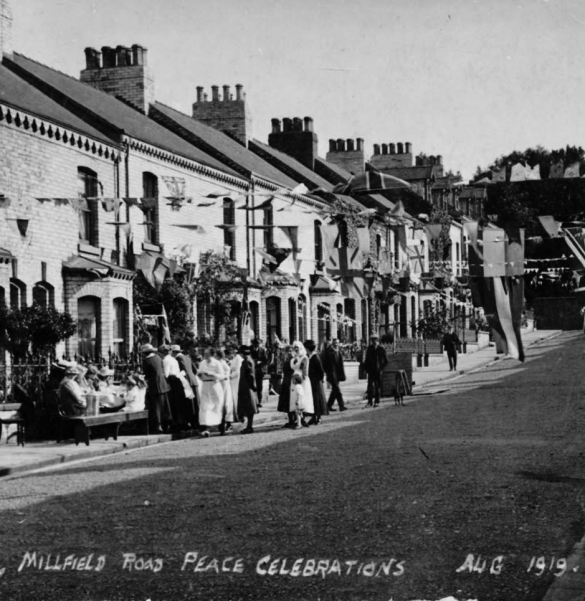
(176, 353, 198, 387)
(143, 353, 171, 394)
(308, 354, 328, 416)
(364, 344, 388, 375)
(238, 355, 259, 419)
(322, 347, 346, 384)
(442, 332, 461, 354)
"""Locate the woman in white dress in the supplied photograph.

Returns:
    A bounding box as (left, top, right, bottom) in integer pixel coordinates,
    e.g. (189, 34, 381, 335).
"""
(216, 349, 235, 434)
(197, 347, 225, 437)
(289, 340, 314, 425)
(227, 346, 243, 414)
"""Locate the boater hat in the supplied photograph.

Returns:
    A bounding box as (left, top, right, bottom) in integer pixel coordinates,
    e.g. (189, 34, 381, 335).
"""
(170, 344, 181, 353)
(140, 343, 155, 353)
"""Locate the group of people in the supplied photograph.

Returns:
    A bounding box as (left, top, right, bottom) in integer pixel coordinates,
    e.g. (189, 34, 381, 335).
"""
(56, 333, 394, 439)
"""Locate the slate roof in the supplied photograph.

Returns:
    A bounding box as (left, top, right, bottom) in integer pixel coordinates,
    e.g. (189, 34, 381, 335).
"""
(7, 54, 238, 176)
(314, 157, 352, 185)
(0, 61, 113, 145)
(459, 187, 488, 200)
(378, 165, 436, 181)
(249, 139, 333, 191)
(150, 102, 298, 188)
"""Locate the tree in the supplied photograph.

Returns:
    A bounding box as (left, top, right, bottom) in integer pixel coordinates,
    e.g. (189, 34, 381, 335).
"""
(411, 306, 450, 339)
(0, 303, 77, 358)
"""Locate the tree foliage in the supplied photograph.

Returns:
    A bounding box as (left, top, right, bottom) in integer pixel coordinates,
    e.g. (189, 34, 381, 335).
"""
(411, 306, 450, 339)
(0, 303, 77, 357)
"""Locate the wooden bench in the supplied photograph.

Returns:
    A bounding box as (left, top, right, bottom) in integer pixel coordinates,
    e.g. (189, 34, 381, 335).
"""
(59, 411, 149, 446)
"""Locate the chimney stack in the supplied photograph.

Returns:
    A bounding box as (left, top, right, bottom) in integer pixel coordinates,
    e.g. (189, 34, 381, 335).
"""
(81, 42, 155, 113)
(325, 135, 365, 174)
(271, 118, 281, 134)
(0, 0, 13, 58)
(222, 85, 230, 101)
(267, 115, 319, 169)
(356, 138, 364, 151)
(196, 86, 204, 102)
(211, 85, 219, 101)
(389, 143, 396, 154)
(373, 144, 380, 155)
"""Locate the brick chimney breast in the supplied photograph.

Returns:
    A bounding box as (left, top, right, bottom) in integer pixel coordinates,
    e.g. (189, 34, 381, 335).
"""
(325, 133, 365, 174)
(267, 116, 318, 169)
(81, 42, 155, 113)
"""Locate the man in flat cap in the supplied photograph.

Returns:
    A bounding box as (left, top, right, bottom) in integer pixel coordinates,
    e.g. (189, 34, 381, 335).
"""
(364, 335, 388, 407)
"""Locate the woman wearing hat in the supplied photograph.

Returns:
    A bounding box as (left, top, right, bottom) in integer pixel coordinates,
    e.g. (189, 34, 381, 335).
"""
(304, 340, 328, 425)
(277, 345, 295, 428)
(289, 340, 314, 426)
(197, 347, 225, 437)
(95, 366, 125, 412)
(237, 345, 259, 434)
(58, 366, 87, 417)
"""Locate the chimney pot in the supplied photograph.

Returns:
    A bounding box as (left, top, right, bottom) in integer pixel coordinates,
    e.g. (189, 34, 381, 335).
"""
(293, 117, 303, 131)
(101, 46, 116, 68)
(329, 139, 336, 152)
(336, 138, 345, 152)
(131, 44, 146, 66)
(211, 85, 219, 101)
(405, 142, 412, 154)
(346, 139, 354, 151)
(282, 118, 293, 132)
(397, 142, 404, 154)
(115, 45, 131, 67)
(373, 144, 380, 155)
(271, 118, 281, 134)
(84, 47, 101, 70)
(382, 143, 388, 155)
(235, 84, 244, 100)
(416, 156, 423, 166)
(356, 137, 364, 151)
(203, 92, 208, 102)
(223, 85, 230, 101)
(196, 86, 204, 103)
(437, 155, 443, 166)
(303, 116, 313, 132)
(389, 143, 396, 154)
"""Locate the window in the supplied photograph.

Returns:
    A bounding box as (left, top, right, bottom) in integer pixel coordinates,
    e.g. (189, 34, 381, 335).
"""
(263, 206, 274, 249)
(0, 286, 5, 307)
(376, 234, 382, 259)
(288, 297, 297, 343)
(297, 295, 306, 342)
(317, 302, 331, 344)
(9, 278, 26, 309)
(361, 298, 368, 341)
(223, 198, 236, 261)
(249, 301, 259, 339)
(32, 282, 54, 309)
(78, 296, 101, 360)
(344, 298, 356, 342)
(314, 220, 323, 263)
(197, 298, 212, 337)
(142, 172, 159, 245)
(265, 297, 281, 343)
(113, 298, 129, 358)
(336, 302, 344, 341)
(77, 167, 99, 246)
(411, 296, 417, 337)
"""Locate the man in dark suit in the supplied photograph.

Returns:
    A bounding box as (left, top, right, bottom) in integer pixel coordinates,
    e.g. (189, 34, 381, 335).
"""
(141, 343, 171, 434)
(364, 335, 388, 408)
(322, 338, 347, 412)
(251, 338, 268, 407)
(172, 344, 199, 429)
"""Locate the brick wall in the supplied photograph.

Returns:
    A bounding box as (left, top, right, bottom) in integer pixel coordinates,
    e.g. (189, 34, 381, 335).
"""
(0, 0, 12, 57)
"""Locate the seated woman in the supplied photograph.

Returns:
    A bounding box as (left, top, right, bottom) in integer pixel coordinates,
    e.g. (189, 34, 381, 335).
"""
(96, 367, 125, 412)
(120, 373, 147, 412)
(58, 367, 87, 416)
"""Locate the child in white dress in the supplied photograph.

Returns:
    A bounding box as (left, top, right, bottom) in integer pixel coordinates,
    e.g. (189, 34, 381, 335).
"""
(290, 373, 306, 429)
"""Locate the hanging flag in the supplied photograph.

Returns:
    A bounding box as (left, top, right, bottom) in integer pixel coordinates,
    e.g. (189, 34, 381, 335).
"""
(505, 228, 525, 277)
(254, 248, 277, 264)
(482, 229, 507, 277)
(141, 197, 157, 210)
(320, 224, 342, 270)
(279, 226, 299, 251)
(493, 277, 524, 360)
(564, 162, 581, 178)
(162, 176, 186, 198)
(122, 197, 141, 206)
(379, 249, 393, 274)
(119, 223, 131, 235)
(406, 245, 425, 272)
(136, 252, 159, 288)
(424, 223, 443, 240)
(291, 183, 308, 195)
(356, 227, 371, 255)
(549, 161, 564, 179)
(153, 260, 168, 292)
(525, 164, 541, 181)
(538, 215, 561, 238)
(239, 197, 274, 211)
(100, 198, 115, 212)
(126, 229, 135, 270)
(510, 163, 527, 182)
(197, 201, 216, 207)
(215, 224, 238, 232)
(396, 224, 407, 250)
(160, 304, 172, 344)
(294, 258, 302, 273)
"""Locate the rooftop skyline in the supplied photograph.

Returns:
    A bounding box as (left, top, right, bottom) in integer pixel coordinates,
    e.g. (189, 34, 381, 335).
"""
(11, 0, 585, 180)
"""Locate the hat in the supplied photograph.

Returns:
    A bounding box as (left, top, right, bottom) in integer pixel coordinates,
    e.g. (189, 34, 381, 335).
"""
(64, 366, 80, 376)
(370, 334, 379, 340)
(140, 343, 155, 353)
(304, 339, 317, 352)
(158, 344, 171, 353)
(170, 344, 181, 353)
(86, 364, 99, 376)
(98, 367, 114, 378)
(239, 345, 251, 354)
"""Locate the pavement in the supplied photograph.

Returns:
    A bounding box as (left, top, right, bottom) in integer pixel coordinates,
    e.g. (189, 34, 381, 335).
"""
(0, 328, 561, 479)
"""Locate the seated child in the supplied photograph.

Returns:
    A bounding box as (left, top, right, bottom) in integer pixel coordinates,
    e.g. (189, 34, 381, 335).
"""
(120, 374, 146, 412)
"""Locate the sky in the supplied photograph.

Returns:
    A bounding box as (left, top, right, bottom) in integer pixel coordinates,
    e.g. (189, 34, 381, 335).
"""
(10, 0, 585, 180)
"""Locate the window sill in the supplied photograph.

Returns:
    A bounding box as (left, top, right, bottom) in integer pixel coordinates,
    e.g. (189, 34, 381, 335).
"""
(79, 243, 101, 257)
(142, 242, 161, 252)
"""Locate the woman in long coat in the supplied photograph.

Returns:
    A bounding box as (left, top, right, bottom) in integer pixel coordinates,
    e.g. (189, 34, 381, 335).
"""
(289, 340, 314, 425)
(277, 345, 295, 428)
(216, 349, 235, 434)
(197, 347, 225, 437)
(237, 345, 259, 434)
(305, 339, 329, 425)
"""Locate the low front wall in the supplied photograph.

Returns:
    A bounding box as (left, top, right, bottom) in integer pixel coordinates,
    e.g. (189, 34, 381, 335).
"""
(344, 361, 360, 384)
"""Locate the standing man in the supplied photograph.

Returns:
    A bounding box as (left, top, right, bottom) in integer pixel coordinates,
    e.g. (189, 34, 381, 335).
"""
(251, 338, 267, 407)
(172, 344, 199, 429)
(142, 343, 171, 434)
(442, 326, 461, 371)
(364, 335, 388, 408)
(322, 339, 347, 412)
